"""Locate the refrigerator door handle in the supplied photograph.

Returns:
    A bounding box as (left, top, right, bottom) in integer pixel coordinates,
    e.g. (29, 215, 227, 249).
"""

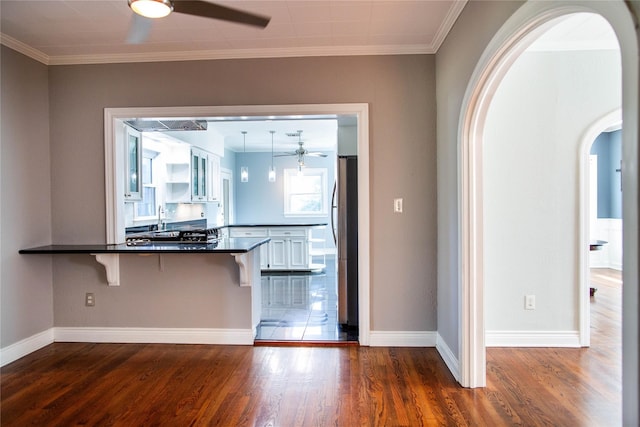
(331, 181, 337, 246)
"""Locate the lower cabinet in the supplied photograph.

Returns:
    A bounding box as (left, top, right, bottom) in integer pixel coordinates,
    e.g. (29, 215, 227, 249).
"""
(230, 226, 312, 271)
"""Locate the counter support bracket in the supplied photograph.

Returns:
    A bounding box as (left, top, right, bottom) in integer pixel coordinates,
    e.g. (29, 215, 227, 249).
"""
(91, 253, 120, 286)
(231, 252, 254, 287)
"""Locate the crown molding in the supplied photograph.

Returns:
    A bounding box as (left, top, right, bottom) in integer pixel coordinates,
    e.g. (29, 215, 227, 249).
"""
(0, 0, 467, 66)
(0, 33, 50, 65)
(47, 44, 434, 66)
(432, 0, 468, 52)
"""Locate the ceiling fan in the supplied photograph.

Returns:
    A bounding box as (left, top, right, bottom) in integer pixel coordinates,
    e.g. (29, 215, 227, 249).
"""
(127, 0, 271, 44)
(275, 131, 328, 169)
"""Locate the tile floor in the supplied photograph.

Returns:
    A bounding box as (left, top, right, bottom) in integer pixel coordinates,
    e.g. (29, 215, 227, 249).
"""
(255, 255, 357, 342)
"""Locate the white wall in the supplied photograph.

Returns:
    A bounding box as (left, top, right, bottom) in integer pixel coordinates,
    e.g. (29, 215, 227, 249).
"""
(483, 49, 621, 335)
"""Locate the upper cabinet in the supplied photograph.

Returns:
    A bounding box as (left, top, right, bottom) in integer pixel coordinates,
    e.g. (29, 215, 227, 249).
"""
(124, 126, 142, 201)
(191, 147, 208, 202)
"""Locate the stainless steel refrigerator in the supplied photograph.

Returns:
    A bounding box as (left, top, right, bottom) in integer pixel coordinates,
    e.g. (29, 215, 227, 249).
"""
(332, 156, 358, 329)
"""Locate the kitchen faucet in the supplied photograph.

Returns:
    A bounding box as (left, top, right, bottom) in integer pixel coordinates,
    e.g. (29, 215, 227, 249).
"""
(157, 205, 164, 230)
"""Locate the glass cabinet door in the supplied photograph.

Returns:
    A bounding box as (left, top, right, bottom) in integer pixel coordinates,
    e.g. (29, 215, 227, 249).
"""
(124, 126, 142, 201)
(191, 148, 208, 201)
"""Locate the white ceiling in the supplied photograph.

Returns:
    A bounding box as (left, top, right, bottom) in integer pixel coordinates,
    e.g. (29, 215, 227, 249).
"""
(0, 0, 467, 65)
(154, 117, 342, 152)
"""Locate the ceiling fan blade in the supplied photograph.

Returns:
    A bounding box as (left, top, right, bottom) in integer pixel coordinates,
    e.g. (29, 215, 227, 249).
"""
(273, 152, 297, 157)
(126, 13, 153, 44)
(306, 152, 328, 157)
(172, 1, 271, 28)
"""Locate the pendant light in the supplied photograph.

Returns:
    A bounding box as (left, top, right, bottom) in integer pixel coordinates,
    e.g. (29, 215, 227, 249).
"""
(240, 131, 249, 182)
(268, 130, 276, 182)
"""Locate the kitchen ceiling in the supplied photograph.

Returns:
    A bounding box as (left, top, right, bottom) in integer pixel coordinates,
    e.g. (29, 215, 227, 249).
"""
(158, 117, 342, 152)
(0, 0, 467, 65)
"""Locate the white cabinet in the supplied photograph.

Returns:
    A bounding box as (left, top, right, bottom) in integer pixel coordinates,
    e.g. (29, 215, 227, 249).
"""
(207, 153, 221, 201)
(124, 126, 142, 201)
(268, 229, 308, 270)
(191, 147, 208, 202)
(229, 226, 314, 271)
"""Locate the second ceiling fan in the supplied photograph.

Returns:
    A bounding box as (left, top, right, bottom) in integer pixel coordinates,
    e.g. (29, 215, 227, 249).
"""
(275, 131, 328, 169)
(127, 0, 271, 43)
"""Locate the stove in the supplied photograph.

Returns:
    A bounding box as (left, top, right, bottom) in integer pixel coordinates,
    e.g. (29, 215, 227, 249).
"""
(126, 228, 219, 246)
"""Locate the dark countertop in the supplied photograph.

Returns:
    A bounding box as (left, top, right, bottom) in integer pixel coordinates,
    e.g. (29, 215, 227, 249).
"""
(19, 238, 270, 255)
(223, 223, 328, 228)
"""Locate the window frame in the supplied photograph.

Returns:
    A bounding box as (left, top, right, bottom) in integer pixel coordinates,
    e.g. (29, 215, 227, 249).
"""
(283, 167, 329, 217)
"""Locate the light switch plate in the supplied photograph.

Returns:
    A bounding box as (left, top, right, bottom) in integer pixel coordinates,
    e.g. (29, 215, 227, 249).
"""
(394, 198, 403, 213)
(525, 295, 535, 310)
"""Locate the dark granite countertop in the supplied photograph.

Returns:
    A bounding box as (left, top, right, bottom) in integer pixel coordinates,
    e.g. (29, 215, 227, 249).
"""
(19, 238, 270, 255)
(222, 223, 328, 228)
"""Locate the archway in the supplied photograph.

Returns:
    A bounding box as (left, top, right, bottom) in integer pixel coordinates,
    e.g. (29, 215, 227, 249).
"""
(458, 8, 638, 424)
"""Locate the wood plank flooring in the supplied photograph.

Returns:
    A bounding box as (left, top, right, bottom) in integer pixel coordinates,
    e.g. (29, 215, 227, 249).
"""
(1, 269, 621, 426)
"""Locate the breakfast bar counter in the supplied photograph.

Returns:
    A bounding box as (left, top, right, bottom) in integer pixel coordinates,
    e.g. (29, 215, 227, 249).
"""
(19, 237, 269, 254)
(20, 238, 270, 288)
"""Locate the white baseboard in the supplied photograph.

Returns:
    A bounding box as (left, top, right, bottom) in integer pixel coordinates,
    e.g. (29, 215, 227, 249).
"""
(54, 327, 255, 345)
(436, 333, 460, 382)
(486, 330, 580, 347)
(368, 330, 436, 347)
(0, 328, 54, 367)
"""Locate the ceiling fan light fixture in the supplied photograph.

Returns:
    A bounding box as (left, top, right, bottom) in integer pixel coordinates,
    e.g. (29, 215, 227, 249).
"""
(129, 0, 173, 19)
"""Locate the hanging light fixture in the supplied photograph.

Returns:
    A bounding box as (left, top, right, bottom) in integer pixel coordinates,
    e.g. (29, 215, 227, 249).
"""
(240, 131, 249, 182)
(128, 0, 173, 18)
(268, 130, 276, 182)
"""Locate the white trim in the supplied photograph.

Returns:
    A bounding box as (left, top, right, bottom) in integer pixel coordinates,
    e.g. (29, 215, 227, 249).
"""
(368, 331, 436, 347)
(0, 329, 54, 367)
(578, 109, 622, 347)
(53, 327, 254, 345)
(0, 33, 50, 65)
(104, 103, 371, 346)
(486, 331, 581, 348)
(436, 333, 460, 383)
(0, 3, 467, 66)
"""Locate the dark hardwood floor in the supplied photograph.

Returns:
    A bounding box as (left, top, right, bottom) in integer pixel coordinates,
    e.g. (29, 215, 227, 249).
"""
(1, 269, 621, 426)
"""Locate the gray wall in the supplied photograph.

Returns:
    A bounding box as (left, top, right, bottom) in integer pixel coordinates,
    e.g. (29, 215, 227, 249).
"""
(42, 54, 436, 332)
(435, 0, 524, 356)
(1, 46, 54, 348)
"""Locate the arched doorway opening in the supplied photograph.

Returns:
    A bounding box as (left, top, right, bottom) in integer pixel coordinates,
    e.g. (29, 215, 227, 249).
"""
(457, 8, 638, 421)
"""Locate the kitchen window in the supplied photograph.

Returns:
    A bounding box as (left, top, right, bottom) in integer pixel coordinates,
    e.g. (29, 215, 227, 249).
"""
(284, 168, 328, 216)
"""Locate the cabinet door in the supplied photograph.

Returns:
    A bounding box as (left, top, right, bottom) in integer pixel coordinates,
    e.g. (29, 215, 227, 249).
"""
(269, 238, 288, 270)
(260, 244, 269, 270)
(124, 126, 142, 201)
(289, 238, 309, 269)
(191, 148, 208, 202)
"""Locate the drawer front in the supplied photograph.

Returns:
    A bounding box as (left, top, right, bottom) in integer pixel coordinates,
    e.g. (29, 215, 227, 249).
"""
(229, 228, 268, 238)
(269, 228, 307, 237)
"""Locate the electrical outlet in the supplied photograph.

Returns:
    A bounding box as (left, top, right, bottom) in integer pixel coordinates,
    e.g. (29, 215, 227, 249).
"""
(85, 293, 95, 307)
(525, 295, 535, 310)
